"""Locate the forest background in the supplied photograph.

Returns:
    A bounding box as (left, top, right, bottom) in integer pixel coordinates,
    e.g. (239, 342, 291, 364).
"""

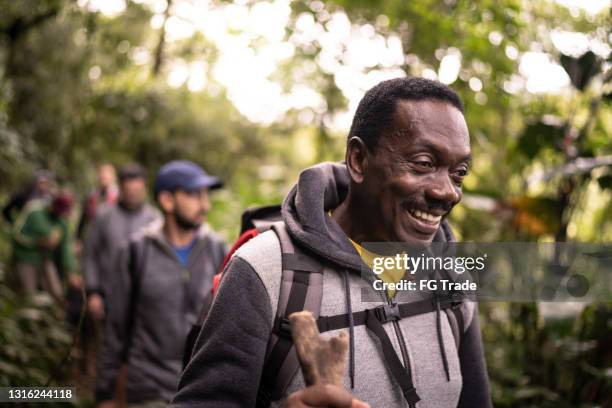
(0, 0, 610, 406)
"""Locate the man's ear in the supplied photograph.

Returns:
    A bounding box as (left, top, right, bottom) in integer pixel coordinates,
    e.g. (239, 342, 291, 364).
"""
(346, 136, 369, 184)
(158, 191, 174, 213)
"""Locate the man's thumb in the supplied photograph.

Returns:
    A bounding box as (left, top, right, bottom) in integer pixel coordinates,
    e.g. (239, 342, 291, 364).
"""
(352, 399, 370, 408)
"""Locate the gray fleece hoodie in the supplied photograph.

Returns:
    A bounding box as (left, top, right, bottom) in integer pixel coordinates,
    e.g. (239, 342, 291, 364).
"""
(96, 221, 227, 403)
(84, 201, 160, 296)
(171, 162, 492, 407)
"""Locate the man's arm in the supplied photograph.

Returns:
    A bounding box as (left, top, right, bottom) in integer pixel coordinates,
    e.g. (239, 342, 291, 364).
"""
(12, 209, 38, 248)
(457, 305, 493, 408)
(58, 221, 78, 274)
(95, 243, 131, 403)
(171, 256, 272, 408)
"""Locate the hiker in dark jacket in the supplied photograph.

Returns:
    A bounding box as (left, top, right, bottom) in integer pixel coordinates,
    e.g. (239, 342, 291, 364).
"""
(80, 163, 157, 379)
(77, 163, 119, 242)
(171, 78, 492, 408)
(96, 160, 227, 407)
(84, 163, 159, 321)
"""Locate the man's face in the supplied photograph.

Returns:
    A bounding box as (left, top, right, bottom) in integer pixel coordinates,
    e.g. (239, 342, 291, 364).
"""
(120, 177, 147, 209)
(36, 178, 51, 195)
(171, 189, 210, 230)
(97, 165, 115, 188)
(361, 100, 471, 244)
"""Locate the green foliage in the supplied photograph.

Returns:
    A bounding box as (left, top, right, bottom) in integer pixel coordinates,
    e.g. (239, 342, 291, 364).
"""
(482, 302, 612, 407)
(0, 283, 72, 386)
(517, 121, 566, 159)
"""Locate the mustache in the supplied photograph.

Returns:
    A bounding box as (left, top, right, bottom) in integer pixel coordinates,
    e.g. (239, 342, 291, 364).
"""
(400, 196, 454, 215)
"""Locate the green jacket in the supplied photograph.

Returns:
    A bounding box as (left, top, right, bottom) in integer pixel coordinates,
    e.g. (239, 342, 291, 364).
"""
(12, 202, 77, 273)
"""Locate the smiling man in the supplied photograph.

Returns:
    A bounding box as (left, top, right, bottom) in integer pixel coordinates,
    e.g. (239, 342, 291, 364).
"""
(171, 78, 491, 408)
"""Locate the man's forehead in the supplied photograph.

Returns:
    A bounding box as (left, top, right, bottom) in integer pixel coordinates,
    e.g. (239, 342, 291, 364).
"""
(393, 99, 467, 130)
(385, 99, 470, 154)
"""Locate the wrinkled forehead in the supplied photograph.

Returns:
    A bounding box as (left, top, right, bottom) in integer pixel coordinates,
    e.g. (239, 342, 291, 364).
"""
(383, 99, 470, 155)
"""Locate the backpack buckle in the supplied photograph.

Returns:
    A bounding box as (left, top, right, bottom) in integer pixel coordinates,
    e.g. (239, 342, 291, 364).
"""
(273, 317, 293, 339)
(374, 303, 401, 323)
(402, 385, 421, 405)
(435, 290, 463, 308)
(450, 291, 463, 307)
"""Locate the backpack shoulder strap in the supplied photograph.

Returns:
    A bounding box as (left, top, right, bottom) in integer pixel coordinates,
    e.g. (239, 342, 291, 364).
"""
(256, 222, 325, 408)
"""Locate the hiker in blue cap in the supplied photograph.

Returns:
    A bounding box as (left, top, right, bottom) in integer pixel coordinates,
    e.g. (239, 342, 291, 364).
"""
(95, 160, 227, 408)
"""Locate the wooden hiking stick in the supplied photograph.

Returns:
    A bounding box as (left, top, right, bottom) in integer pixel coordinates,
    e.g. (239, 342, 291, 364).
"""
(289, 311, 348, 387)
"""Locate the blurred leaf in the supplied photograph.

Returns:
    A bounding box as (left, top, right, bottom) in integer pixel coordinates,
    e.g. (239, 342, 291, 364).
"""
(560, 51, 602, 91)
(517, 121, 565, 159)
(597, 174, 612, 190)
(511, 196, 563, 235)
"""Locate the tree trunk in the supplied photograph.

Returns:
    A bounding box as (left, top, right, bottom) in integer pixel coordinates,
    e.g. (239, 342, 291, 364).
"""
(151, 0, 173, 77)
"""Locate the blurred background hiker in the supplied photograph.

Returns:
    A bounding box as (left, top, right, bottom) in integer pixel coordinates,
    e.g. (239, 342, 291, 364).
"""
(95, 160, 227, 407)
(10, 189, 79, 302)
(81, 163, 160, 381)
(83, 163, 160, 322)
(68, 163, 118, 377)
(2, 170, 55, 226)
(77, 163, 119, 245)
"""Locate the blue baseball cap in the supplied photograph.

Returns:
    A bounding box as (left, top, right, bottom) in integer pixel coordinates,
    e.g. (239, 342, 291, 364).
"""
(154, 160, 223, 196)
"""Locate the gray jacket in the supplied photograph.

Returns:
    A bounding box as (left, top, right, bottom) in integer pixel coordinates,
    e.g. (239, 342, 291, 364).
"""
(96, 222, 227, 403)
(171, 162, 492, 407)
(84, 202, 160, 296)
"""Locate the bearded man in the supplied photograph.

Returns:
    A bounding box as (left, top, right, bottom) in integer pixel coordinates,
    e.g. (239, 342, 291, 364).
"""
(96, 160, 227, 408)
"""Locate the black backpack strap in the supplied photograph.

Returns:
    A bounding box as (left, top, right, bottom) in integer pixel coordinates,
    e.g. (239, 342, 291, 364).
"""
(364, 308, 420, 407)
(315, 296, 461, 333)
(317, 295, 462, 408)
(121, 236, 150, 362)
(256, 222, 324, 408)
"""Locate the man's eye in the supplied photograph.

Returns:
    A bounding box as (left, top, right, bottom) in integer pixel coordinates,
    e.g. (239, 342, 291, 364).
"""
(415, 161, 434, 168)
(452, 167, 469, 185)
